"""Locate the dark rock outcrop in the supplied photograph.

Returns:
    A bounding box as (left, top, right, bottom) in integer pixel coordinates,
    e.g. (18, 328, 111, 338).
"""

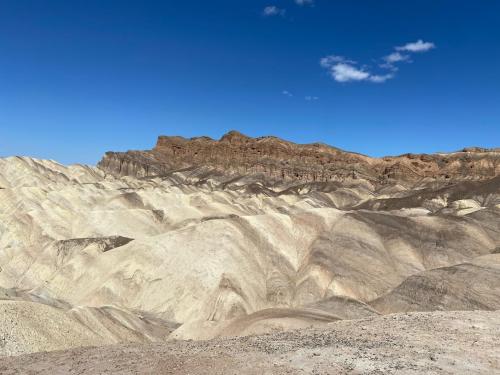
(97, 131, 500, 185)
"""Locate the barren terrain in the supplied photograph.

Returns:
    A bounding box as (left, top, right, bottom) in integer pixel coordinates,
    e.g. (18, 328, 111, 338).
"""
(0, 132, 499, 373)
(2, 311, 499, 374)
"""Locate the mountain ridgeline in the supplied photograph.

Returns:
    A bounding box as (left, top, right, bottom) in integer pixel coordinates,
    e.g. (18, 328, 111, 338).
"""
(98, 131, 500, 185)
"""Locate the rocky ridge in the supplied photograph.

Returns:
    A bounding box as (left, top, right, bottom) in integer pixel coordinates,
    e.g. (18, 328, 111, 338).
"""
(98, 131, 500, 185)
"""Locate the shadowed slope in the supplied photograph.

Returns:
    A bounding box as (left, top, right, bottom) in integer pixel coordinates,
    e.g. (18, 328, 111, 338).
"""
(372, 254, 500, 313)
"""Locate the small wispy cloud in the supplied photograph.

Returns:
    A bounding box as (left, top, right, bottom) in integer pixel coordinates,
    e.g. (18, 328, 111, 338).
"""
(263, 6, 285, 17)
(384, 52, 410, 64)
(380, 52, 410, 71)
(295, 0, 314, 6)
(320, 55, 354, 68)
(282, 91, 318, 100)
(321, 40, 435, 84)
(321, 56, 391, 83)
(396, 40, 435, 53)
(262, 1, 313, 20)
(368, 74, 394, 83)
(305, 95, 319, 101)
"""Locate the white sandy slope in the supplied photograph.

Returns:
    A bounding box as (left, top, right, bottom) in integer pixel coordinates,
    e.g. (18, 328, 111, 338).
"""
(0, 300, 173, 356)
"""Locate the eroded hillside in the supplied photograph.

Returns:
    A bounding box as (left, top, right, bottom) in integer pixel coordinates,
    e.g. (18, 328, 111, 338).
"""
(0, 134, 499, 360)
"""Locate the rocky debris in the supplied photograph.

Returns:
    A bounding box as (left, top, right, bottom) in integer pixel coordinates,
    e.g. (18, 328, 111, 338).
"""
(304, 295, 380, 320)
(97, 131, 500, 185)
(1, 310, 499, 374)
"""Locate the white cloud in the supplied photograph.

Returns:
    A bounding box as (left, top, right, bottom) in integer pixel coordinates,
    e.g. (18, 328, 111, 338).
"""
(369, 74, 394, 83)
(331, 63, 370, 82)
(321, 39, 435, 84)
(396, 40, 435, 53)
(263, 6, 285, 17)
(305, 96, 319, 101)
(320, 55, 355, 68)
(320, 56, 384, 83)
(262, 1, 312, 19)
(380, 52, 410, 71)
(295, 0, 314, 6)
(384, 52, 409, 63)
(282, 90, 293, 97)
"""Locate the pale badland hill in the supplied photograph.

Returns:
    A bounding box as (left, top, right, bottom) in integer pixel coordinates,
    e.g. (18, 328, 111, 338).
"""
(0, 131, 499, 373)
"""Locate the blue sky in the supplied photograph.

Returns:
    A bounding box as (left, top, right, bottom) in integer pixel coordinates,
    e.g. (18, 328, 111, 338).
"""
(0, 0, 499, 164)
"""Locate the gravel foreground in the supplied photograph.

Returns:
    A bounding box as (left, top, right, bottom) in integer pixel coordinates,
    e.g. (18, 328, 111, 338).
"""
(1, 311, 499, 375)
